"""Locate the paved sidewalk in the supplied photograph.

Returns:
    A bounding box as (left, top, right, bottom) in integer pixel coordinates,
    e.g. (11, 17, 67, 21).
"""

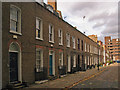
(26, 64, 114, 89)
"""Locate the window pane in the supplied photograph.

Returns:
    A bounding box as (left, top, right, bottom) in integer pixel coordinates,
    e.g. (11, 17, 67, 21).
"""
(10, 20, 17, 31)
(59, 30, 61, 36)
(39, 20, 41, 29)
(59, 37, 61, 44)
(36, 49, 43, 72)
(38, 30, 40, 38)
(36, 60, 40, 65)
(50, 34, 52, 41)
(50, 26, 52, 33)
(49, 25, 54, 42)
(36, 19, 39, 29)
(36, 30, 38, 37)
(10, 8, 17, 21)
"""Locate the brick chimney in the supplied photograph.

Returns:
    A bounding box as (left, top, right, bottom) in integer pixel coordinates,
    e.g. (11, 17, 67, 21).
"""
(47, 0, 57, 11)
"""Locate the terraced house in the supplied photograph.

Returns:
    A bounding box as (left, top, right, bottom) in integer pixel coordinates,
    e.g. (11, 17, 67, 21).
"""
(1, 0, 103, 89)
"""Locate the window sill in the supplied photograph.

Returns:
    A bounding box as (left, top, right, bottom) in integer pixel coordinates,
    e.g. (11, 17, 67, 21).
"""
(67, 46, 70, 48)
(36, 37, 43, 41)
(73, 48, 76, 49)
(49, 41, 54, 44)
(10, 30, 22, 35)
(59, 43, 63, 46)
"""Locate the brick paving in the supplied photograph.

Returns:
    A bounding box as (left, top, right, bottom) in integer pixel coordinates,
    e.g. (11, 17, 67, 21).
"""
(26, 64, 115, 88)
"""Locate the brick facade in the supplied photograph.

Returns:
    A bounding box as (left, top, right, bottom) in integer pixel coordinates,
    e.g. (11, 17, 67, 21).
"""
(2, 2, 102, 89)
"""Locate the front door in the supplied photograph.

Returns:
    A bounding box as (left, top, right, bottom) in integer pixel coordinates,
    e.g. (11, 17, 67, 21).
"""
(9, 52, 18, 82)
(49, 55, 53, 75)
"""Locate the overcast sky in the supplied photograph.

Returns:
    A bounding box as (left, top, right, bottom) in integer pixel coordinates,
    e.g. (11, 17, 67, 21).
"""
(44, 0, 119, 43)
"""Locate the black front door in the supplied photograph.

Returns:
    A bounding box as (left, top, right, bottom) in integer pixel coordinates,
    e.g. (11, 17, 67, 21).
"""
(78, 55, 80, 70)
(9, 52, 18, 82)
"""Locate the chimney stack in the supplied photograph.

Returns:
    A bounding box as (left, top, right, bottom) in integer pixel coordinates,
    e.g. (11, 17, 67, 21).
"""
(47, 0, 57, 11)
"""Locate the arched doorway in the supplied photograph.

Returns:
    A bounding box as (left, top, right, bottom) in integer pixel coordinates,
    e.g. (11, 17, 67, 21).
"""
(9, 42, 22, 82)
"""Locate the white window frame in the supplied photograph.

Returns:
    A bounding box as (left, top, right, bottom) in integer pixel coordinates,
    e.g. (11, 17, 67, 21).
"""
(49, 24, 54, 43)
(36, 48, 43, 72)
(59, 52, 63, 66)
(85, 42, 86, 52)
(67, 54, 71, 72)
(87, 44, 89, 52)
(90, 45, 92, 53)
(36, 17, 43, 40)
(58, 29, 63, 45)
(88, 56, 89, 65)
(66, 33, 70, 47)
(90, 57, 91, 65)
(85, 56, 86, 64)
(73, 54, 76, 67)
(72, 36, 75, 49)
(10, 5, 21, 35)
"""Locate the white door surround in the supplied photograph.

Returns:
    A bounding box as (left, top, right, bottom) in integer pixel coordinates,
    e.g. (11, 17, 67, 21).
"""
(49, 50, 55, 75)
(67, 55, 71, 72)
(0, 1, 2, 89)
(9, 42, 22, 83)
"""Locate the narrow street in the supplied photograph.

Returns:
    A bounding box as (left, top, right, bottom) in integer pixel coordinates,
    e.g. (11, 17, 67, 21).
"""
(72, 63, 119, 88)
(25, 63, 119, 89)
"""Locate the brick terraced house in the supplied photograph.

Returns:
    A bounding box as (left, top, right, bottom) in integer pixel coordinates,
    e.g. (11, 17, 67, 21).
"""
(1, 1, 103, 89)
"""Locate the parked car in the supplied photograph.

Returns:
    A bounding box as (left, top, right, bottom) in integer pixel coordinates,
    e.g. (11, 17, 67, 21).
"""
(117, 61, 120, 63)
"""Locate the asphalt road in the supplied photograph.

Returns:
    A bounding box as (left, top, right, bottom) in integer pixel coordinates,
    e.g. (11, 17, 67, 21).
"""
(72, 63, 119, 88)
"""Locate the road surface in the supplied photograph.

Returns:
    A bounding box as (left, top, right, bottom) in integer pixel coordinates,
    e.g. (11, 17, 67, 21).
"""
(72, 63, 119, 88)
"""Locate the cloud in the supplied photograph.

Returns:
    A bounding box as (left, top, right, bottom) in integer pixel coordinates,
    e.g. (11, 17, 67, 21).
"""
(93, 21, 105, 28)
(57, 1, 118, 43)
(101, 25, 118, 34)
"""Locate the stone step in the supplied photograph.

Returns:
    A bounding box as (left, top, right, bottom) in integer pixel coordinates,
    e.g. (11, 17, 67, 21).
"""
(7, 81, 26, 89)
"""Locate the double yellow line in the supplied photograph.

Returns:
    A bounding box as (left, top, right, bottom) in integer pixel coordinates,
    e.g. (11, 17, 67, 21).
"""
(65, 68, 107, 89)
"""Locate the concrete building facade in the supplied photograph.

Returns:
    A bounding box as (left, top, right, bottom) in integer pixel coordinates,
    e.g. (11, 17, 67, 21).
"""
(1, 2, 102, 89)
(105, 36, 120, 61)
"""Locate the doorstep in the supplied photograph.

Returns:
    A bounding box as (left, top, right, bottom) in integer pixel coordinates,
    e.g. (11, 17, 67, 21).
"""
(60, 74, 67, 78)
(35, 80, 48, 84)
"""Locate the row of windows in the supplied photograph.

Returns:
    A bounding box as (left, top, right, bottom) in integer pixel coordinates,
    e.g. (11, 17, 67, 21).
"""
(36, 48, 98, 72)
(108, 45, 120, 48)
(10, 5, 100, 54)
(36, 49, 78, 72)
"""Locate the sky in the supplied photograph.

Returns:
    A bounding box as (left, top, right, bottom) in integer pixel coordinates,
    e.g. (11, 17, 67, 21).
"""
(44, 0, 119, 43)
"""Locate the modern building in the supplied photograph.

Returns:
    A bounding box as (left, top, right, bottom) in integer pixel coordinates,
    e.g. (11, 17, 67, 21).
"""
(105, 36, 120, 61)
(1, 1, 102, 89)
